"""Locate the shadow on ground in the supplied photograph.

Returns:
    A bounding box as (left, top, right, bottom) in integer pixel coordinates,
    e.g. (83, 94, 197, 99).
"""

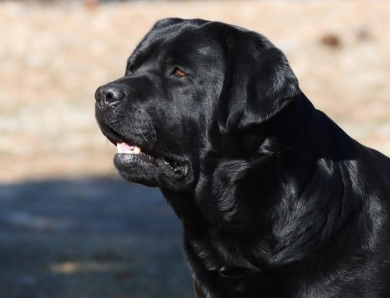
(0, 177, 194, 298)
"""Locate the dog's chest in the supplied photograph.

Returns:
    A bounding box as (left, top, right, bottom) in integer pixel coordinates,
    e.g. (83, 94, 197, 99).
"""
(185, 228, 264, 278)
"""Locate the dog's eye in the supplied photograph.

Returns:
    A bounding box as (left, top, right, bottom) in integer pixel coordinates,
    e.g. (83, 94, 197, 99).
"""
(173, 68, 186, 78)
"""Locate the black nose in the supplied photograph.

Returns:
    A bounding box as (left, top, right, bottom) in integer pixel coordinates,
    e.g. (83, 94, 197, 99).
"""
(95, 84, 125, 103)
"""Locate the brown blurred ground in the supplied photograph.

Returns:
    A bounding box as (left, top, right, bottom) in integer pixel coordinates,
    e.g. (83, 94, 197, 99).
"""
(0, 1, 390, 298)
(0, 0, 389, 182)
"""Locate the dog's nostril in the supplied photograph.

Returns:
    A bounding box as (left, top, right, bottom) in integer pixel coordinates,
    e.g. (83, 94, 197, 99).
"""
(105, 91, 115, 101)
(95, 85, 125, 103)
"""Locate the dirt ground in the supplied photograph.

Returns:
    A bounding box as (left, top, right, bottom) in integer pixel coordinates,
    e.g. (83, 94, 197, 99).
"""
(0, 1, 390, 297)
(1, 0, 390, 182)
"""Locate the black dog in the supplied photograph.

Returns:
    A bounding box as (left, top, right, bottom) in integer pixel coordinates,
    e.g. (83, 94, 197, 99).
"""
(95, 18, 390, 297)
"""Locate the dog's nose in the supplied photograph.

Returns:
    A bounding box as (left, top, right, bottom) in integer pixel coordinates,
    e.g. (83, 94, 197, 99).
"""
(95, 84, 125, 103)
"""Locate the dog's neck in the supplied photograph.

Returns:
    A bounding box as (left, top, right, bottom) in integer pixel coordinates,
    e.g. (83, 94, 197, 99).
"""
(260, 93, 365, 265)
(163, 93, 366, 267)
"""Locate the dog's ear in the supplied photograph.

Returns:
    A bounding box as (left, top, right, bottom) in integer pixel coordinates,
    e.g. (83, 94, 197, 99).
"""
(217, 27, 300, 134)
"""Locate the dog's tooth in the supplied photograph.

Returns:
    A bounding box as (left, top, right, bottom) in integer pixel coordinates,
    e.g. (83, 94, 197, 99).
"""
(117, 143, 123, 153)
(134, 146, 141, 154)
(116, 143, 141, 154)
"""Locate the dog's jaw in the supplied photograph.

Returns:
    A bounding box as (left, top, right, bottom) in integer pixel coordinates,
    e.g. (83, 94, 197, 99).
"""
(112, 139, 192, 191)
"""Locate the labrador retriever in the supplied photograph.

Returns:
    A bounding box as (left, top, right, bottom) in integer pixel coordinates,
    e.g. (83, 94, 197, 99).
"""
(95, 18, 390, 297)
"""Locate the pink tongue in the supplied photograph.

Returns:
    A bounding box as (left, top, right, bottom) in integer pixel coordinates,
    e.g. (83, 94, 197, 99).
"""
(118, 142, 134, 151)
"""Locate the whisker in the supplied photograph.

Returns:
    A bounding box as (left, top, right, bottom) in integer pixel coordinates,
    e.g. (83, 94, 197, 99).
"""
(139, 128, 153, 147)
(148, 122, 159, 147)
(154, 176, 163, 186)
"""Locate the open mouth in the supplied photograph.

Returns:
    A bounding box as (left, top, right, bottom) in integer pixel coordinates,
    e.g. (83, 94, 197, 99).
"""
(116, 142, 188, 178)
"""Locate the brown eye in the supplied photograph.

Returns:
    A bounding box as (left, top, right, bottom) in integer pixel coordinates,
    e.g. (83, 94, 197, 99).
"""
(174, 68, 186, 78)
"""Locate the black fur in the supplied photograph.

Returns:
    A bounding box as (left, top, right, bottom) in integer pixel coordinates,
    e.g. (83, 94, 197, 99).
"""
(95, 19, 390, 297)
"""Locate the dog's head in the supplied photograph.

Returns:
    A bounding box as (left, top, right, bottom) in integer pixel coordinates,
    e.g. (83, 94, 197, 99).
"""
(95, 18, 300, 193)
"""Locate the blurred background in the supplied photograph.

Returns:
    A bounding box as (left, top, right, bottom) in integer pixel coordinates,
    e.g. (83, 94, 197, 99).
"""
(0, 0, 389, 297)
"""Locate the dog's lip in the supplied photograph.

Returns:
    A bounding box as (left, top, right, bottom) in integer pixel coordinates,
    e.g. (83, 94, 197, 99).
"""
(101, 124, 152, 157)
(115, 142, 189, 178)
(102, 125, 188, 179)
(98, 122, 189, 178)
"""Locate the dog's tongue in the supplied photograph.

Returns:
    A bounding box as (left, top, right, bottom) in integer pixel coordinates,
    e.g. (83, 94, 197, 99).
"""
(117, 142, 141, 154)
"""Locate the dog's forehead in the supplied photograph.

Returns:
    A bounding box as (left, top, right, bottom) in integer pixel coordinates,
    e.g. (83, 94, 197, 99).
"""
(129, 21, 223, 64)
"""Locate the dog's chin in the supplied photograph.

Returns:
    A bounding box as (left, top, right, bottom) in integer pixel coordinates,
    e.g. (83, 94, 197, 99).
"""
(114, 152, 192, 191)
